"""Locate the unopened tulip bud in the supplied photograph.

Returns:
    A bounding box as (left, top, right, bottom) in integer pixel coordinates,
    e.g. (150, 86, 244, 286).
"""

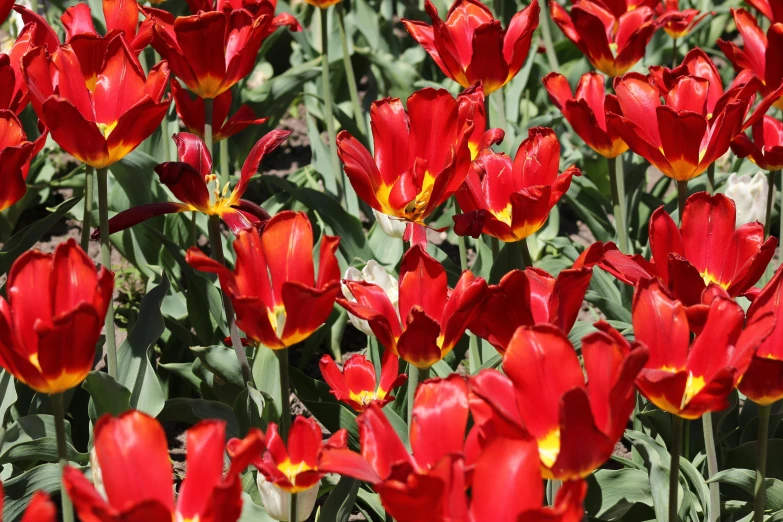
(342, 260, 399, 336)
(257, 475, 320, 522)
(724, 172, 770, 227)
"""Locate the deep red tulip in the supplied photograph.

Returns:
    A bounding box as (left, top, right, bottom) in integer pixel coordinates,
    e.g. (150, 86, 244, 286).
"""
(337, 86, 501, 226)
(648, 48, 728, 118)
(319, 350, 407, 411)
(146, 7, 299, 99)
(598, 192, 777, 306)
(471, 323, 648, 479)
(632, 279, 774, 419)
(468, 243, 603, 353)
(0, 111, 48, 212)
(452, 127, 580, 242)
(551, 1, 657, 77)
(0, 0, 11, 25)
(0, 239, 113, 395)
(337, 246, 487, 368)
(731, 115, 783, 170)
(185, 0, 279, 17)
(100, 131, 289, 235)
(543, 72, 627, 158)
(745, 0, 783, 23)
(656, 0, 710, 39)
(187, 211, 341, 349)
(402, 0, 539, 95)
(607, 73, 751, 181)
(65, 411, 262, 522)
(0, 482, 56, 522)
(579, 0, 658, 17)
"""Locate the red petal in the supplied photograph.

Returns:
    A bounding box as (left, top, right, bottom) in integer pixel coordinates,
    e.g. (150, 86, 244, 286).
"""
(410, 375, 468, 469)
(233, 129, 291, 201)
(177, 421, 226, 519)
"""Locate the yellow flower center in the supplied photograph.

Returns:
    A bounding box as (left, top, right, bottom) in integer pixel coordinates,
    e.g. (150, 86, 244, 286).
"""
(277, 458, 316, 493)
(700, 271, 730, 289)
(97, 121, 118, 139)
(681, 372, 706, 409)
(537, 428, 561, 469)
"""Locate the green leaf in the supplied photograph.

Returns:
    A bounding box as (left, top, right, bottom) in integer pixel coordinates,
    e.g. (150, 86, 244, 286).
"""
(319, 476, 360, 522)
(191, 345, 245, 405)
(82, 371, 131, 420)
(626, 430, 682, 522)
(0, 415, 87, 466)
(710, 469, 783, 511)
(252, 348, 282, 424)
(0, 370, 17, 426)
(157, 398, 241, 439)
(2, 463, 71, 521)
(585, 468, 654, 520)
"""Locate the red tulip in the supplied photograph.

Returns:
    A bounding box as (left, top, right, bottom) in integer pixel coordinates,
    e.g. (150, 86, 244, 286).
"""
(551, 1, 657, 77)
(543, 72, 627, 158)
(185, 0, 279, 17)
(402, 0, 539, 95)
(598, 192, 777, 306)
(187, 211, 342, 350)
(99, 131, 289, 236)
(468, 243, 603, 353)
(0, 482, 56, 522)
(579, 0, 658, 17)
(470, 322, 648, 479)
(65, 411, 262, 522)
(452, 127, 580, 242)
(745, 0, 783, 23)
(0, 0, 11, 25)
(0, 239, 113, 395)
(337, 86, 501, 226)
(337, 246, 487, 368)
(319, 350, 407, 411)
(731, 115, 783, 170)
(0, 111, 48, 212)
(632, 279, 774, 419)
(656, 0, 711, 39)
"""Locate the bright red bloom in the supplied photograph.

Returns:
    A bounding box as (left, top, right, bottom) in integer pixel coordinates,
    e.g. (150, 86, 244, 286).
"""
(731, 115, 783, 170)
(578, 0, 658, 17)
(453, 127, 580, 242)
(656, 0, 711, 39)
(0, 482, 57, 522)
(607, 73, 751, 181)
(100, 131, 289, 236)
(543, 72, 627, 158)
(402, 0, 539, 95)
(599, 192, 778, 306)
(745, 0, 783, 23)
(551, 1, 657, 77)
(0, 111, 47, 212)
(65, 411, 262, 522)
(468, 243, 603, 354)
(337, 86, 501, 226)
(22, 37, 171, 169)
(632, 279, 774, 419)
(185, 0, 279, 16)
(319, 350, 407, 411)
(0, 239, 113, 395)
(146, 7, 299, 99)
(338, 246, 487, 368)
(471, 323, 648, 479)
(187, 211, 341, 350)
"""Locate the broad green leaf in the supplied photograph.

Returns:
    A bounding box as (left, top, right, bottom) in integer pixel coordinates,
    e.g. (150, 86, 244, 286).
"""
(157, 398, 241, 439)
(0, 415, 87, 466)
(585, 468, 655, 520)
(82, 371, 131, 419)
(319, 476, 360, 522)
(710, 469, 783, 511)
(2, 463, 74, 521)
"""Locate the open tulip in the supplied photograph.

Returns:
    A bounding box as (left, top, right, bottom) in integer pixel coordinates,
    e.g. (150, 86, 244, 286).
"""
(99, 131, 289, 236)
(551, 1, 657, 77)
(0, 110, 47, 212)
(402, 0, 539, 95)
(0, 483, 56, 522)
(342, 260, 398, 337)
(337, 246, 487, 369)
(731, 115, 783, 170)
(581, 0, 658, 17)
(598, 192, 777, 305)
(471, 322, 648, 479)
(184, 0, 280, 16)
(319, 350, 406, 411)
(656, 0, 710, 40)
(65, 411, 262, 522)
(543, 72, 627, 158)
(745, 0, 783, 23)
(0, 239, 113, 395)
(452, 127, 580, 242)
(648, 48, 727, 117)
(632, 279, 774, 419)
(187, 211, 342, 350)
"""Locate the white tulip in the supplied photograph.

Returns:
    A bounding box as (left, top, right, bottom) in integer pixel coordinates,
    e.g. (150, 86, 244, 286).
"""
(341, 260, 399, 336)
(257, 474, 320, 522)
(89, 447, 108, 500)
(373, 209, 406, 239)
(724, 172, 771, 227)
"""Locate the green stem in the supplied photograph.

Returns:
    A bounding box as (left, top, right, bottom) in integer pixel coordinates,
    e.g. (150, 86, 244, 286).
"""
(671, 38, 678, 68)
(336, 3, 366, 136)
(220, 137, 230, 187)
(490, 236, 499, 258)
(191, 211, 198, 247)
(537, 0, 559, 73)
(162, 112, 171, 163)
(276, 348, 292, 440)
(670, 415, 683, 522)
(703, 412, 720, 522)
(80, 166, 94, 252)
(765, 170, 779, 239)
(204, 98, 214, 159)
(608, 156, 629, 254)
(97, 168, 118, 380)
(519, 237, 534, 269)
(754, 404, 772, 522)
(407, 365, 428, 428)
(320, 7, 346, 205)
(51, 393, 74, 522)
(290, 491, 298, 522)
(677, 180, 688, 226)
(207, 215, 254, 386)
(707, 163, 716, 194)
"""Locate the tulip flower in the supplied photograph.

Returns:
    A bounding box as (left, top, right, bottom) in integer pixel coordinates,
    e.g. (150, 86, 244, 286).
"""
(0, 239, 113, 395)
(607, 73, 751, 181)
(337, 246, 487, 369)
(656, 0, 710, 40)
(0, 482, 56, 522)
(731, 115, 783, 171)
(0, 0, 11, 24)
(319, 350, 406, 411)
(99, 131, 289, 236)
(452, 127, 580, 242)
(0, 54, 27, 114)
(598, 192, 777, 305)
(745, 0, 783, 23)
(543, 72, 627, 158)
(471, 322, 648, 479)
(469, 243, 603, 353)
(342, 260, 398, 337)
(187, 211, 342, 350)
(337, 86, 500, 226)
(0, 110, 48, 212)
(550, 1, 658, 77)
(402, 0, 539, 95)
(22, 37, 171, 170)
(585, 0, 658, 17)
(724, 172, 772, 227)
(632, 279, 774, 419)
(65, 411, 262, 522)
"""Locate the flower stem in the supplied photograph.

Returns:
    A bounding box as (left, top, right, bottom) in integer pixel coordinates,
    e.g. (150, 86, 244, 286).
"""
(707, 163, 716, 193)
(80, 166, 93, 252)
(677, 180, 688, 226)
(671, 38, 678, 68)
(220, 138, 230, 187)
(407, 365, 428, 429)
(162, 114, 171, 163)
(320, 7, 346, 205)
(519, 237, 534, 269)
(207, 215, 254, 386)
(204, 98, 214, 160)
(537, 0, 559, 73)
(336, 3, 366, 137)
(97, 167, 118, 380)
(51, 393, 74, 522)
(670, 415, 683, 522)
(608, 156, 629, 254)
(275, 347, 292, 440)
(755, 404, 772, 522)
(766, 170, 778, 239)
(703, 412, 720, 522)
(290, 492, 298, 522)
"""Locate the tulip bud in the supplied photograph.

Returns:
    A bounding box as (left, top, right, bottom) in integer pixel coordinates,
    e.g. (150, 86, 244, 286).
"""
(89, 447, 108, 500)
(724, 172, 771, 227)
(257, 475, 320, 522)
(372, 209, 406, 239)
(342, 261, 399, 336)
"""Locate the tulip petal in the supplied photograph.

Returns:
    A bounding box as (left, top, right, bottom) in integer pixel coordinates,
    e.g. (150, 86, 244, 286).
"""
(106, 96, 171, 166)
(503, 1, 539, 81)
(410, 375, 468, 469)
(173, 12, 227, 98)
(279, 281, 340, 347)
(464, 21, 508, 93)
(103, 0, 140, 41)
(154, 162, 211, 209)
(177, 421, 226, 520)
(399, 246, 448, 323)
(370, 97, 411, 187)
(61, 3, 97, 39)
(234, 129, 291, 201)
(632, 279, 690, 370)
(173, 132, 212, 175)
(336, 130, 384, 211)
(397, 307, 443, 368)
(357, 403, 414, 478)
(648, 205, 685, 287)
